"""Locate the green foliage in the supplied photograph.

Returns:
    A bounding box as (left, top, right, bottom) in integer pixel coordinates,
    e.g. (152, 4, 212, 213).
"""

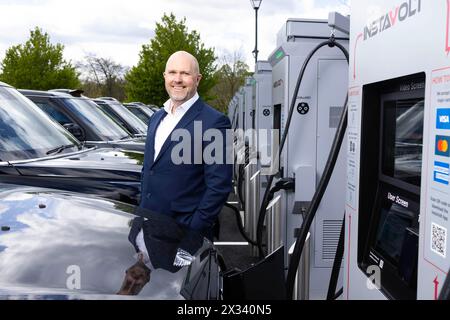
(125, 13, 217, 106)
(0, 27, 80, 90)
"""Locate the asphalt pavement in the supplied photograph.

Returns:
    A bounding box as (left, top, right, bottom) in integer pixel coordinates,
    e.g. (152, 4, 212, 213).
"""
(215, 193, 260, 271)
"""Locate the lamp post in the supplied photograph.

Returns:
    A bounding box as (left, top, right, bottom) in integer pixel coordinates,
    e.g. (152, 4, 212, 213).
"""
(250, 0, 262, 65)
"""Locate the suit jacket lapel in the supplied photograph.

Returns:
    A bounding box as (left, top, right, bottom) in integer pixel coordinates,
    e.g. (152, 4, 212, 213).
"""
(147, 110, 167, 167)
(152, 99, 203, 167)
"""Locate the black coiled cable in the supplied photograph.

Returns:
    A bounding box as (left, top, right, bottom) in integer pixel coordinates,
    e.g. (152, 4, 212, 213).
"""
(223, 202, 258, 246)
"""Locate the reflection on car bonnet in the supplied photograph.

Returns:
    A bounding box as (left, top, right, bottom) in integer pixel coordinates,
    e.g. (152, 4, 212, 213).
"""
(117, 255, 151, 296)
(118, 210, 204, 296)
(135, 229, 155, 270)
(135, 228, 197, 270)
(135, 213, 203, 272)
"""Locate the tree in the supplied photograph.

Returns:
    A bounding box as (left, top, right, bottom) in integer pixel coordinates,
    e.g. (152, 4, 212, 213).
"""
(209, 51, 252, 113)
(78, 53, 128, 100)
(125, 13, 217, 106)
(0, 27, 80, 90)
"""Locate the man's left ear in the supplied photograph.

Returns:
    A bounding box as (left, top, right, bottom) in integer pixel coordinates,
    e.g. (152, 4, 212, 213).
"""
(197, 74, 202, 84)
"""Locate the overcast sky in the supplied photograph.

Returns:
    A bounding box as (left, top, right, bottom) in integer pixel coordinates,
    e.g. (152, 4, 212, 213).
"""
(0, 0, 350, 73)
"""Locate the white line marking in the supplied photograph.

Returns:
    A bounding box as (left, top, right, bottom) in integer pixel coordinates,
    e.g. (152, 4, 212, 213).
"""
(213, 242, 249, 246)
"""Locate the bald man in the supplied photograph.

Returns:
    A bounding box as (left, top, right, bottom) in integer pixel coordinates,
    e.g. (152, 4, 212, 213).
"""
(138, 51, 232, 241)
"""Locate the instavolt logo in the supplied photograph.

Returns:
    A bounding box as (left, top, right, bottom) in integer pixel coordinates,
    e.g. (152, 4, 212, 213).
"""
(363, 0, 422, 41)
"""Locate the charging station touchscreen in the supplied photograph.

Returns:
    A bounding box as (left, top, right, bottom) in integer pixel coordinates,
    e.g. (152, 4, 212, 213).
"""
(374, 190, 419, 280)
(382, 99, 424, 187)
(375, 200, 416, 265)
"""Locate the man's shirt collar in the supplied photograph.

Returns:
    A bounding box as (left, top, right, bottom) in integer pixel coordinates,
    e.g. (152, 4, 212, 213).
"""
(163, 92, 199, 116)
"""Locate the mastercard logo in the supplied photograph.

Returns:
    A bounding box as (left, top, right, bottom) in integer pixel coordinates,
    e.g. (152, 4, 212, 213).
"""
(438, 139, 449, 152)
(436, 136, 450, 156)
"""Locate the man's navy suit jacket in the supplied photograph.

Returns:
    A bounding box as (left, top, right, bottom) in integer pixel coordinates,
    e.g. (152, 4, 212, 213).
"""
(139, 98, 232, 235)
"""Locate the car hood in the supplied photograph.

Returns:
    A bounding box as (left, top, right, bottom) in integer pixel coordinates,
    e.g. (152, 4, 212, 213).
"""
(86, 140, 145, 153)
(0, 184, 211, 300)
(10, 148, 144, 177)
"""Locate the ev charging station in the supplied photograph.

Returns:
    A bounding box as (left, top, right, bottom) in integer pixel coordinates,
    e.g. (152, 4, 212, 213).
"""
(228, 95, 238, 130)
(231, 90, 244, 186)
(345, 0, 450, 300)
(237, 87, 246, 133)
(229, 94, 241, 185)
(234, 86, 250, 180)
(242, 77, 259, 239)
(233, 79, 257, 233)
(242, 77, 255, 135)
(253, 61, 273, 211)
(267, 17, 349, 299)
(240, 61, 274, 255)
(253, 61, 273, 174)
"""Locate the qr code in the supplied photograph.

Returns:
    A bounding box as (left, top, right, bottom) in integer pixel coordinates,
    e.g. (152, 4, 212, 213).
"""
(431, 223, 447, 258)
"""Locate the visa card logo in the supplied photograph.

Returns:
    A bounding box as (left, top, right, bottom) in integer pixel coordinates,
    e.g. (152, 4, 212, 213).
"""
(434, 161, 449, 185)
(436, 135, 450, 157)
(437, 109, 450, 129)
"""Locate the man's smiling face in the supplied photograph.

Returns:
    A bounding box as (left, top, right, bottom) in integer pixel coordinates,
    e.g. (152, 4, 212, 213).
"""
(163, 52, 202, 109)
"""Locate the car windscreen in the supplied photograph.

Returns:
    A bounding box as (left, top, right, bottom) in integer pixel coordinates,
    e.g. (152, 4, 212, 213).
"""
(62, 98, 131, 141)
(141, 106, 155, 117)
(0, 86, 81, 161)
(106, 102, 148, 134)
(128, 107, 151, 125)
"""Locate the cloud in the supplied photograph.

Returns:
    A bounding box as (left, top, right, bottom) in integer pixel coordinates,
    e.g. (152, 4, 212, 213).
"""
(0, 0, 350, 70)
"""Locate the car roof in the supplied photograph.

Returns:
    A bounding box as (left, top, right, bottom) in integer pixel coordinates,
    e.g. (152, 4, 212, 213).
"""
(18, 89, 73, 98)
(92, 99, 106, 104)
(96, 97, 119, 102)
(49, 89, 85, 97)
(0, 81, 13, 88)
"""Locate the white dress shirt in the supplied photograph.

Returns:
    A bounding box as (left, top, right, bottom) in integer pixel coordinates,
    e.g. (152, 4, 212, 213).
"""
(154, 92, 199, 161)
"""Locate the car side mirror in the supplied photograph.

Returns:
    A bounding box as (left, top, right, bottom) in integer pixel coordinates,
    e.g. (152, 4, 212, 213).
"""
(63, 123, 85, 141)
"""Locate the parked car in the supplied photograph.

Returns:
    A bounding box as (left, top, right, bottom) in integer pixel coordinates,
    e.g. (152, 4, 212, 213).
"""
(126, 101, 159, 112)
(0, 82, 142, 205)
(93, 98, 148, 136)
(149, 104, 161, 113)
(19, 89, 146, 152)
(0, 183, 286, 300)
(127, 101, 147, 107)
(0, 183, 221, 299)
(124, 102, 154, 125)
